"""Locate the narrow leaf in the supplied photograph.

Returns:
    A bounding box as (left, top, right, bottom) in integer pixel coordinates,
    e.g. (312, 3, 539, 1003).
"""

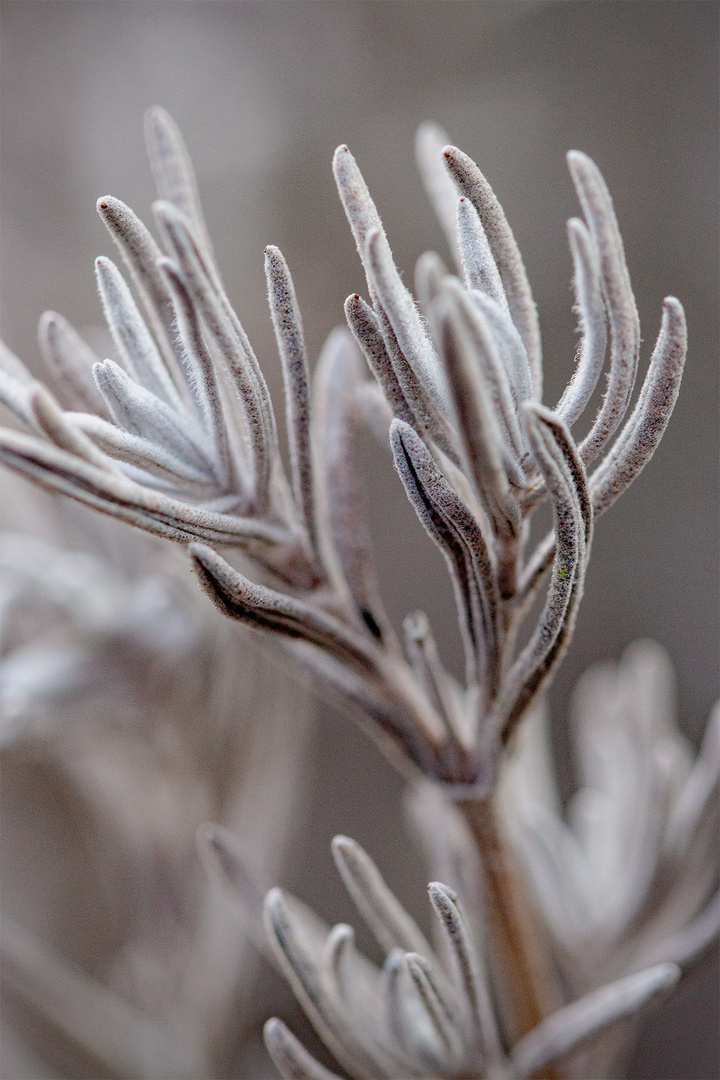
(457, 196, 509, 314)
(496, 406, 591, 741)
(155, 200, 277, 511)
(37, 311, 109, 416)
(0, 426, 287, 548)
(264, 1018, 344, 1080)
(511, 964, 680, 1077)
(264, 889, 388, 1080)
(591, 297, 686, 516)
(430, 289, 521, 553)
(470, 290, 534, 416)
(332, 835, 434, 959)
(415, 121, 461, 269)
(265, 244, 316, 544)
(414, 250, 446, 314)
(390, 419, 500, 701)
(567, 151, 641, 465)
(428, 882, 503, 1067)
(313, 327, 390, 640)
(321, 923, 357, 1003)
(95, 256, 183, 409)
(365, 227, 447, 414)
(96, 194, 181, 376)
(442, 145, 542, 396)
(196, 822, 271, 955)
(374, 296, 459, 464)
(28, 384, 116, 471)
(0, 342, 38, 430)
(403, 611, 463, 739)
(405, 951, 464, 1059)
(159, 256, 237, 490)
(554, 218, 607, 429)
(0, 369, 36, 430)
(332, 144, 387, 299)
(144, 105, 214, 259)
(441, 277, 528, 470)
(345, 292, 416, 427)
(71, 412, 218, 489)
(92, 358, 214, 476)
(190, 543, 377, 672)
(0, 339, 34, 384)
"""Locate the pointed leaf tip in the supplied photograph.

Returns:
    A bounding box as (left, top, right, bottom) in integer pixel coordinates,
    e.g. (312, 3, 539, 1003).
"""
(264, 886, 286, 921)
(144, 104, 173, 124)
(428, 881, 457, 902)
(566, 149, 592, 168)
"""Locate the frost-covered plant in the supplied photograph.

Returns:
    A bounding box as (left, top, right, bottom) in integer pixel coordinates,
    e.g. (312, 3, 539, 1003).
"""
(206, 648, 717, 1080)
(256, 837, 680, 1080)
(499, 641, 719, 1078)
(0, 490, 312, 1079)
(503, 642, 719, 982)
(0, 108, 714, 1079)
(0, 111, 687, 791)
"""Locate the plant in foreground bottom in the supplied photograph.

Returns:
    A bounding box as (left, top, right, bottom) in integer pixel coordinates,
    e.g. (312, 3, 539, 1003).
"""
(0, 108, 715, 1078)
(200, 641, 716, 1080)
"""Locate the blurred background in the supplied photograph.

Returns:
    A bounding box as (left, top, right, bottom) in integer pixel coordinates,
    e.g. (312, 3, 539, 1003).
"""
(1, 2, 717, 1078)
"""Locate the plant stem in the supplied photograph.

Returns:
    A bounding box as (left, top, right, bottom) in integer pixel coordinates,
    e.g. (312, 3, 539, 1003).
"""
(457, 794, 562, 1078)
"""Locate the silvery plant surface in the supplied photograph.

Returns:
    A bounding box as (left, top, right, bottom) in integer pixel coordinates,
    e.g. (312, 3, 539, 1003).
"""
(0, 109, 716, 1079)
(0, 481, 314, 1079)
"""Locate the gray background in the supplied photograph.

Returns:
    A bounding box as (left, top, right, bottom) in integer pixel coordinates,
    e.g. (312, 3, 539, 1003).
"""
(1, 2, 718, 1077)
